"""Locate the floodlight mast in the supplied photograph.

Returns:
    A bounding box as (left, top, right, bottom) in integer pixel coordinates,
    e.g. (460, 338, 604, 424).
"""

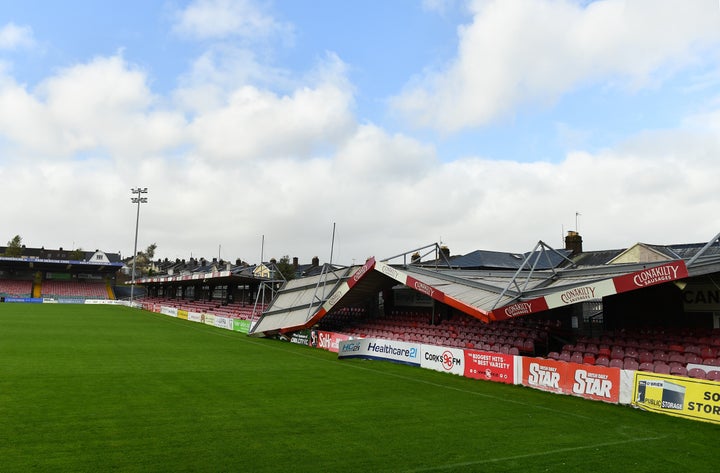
(130, 187, 148, 304)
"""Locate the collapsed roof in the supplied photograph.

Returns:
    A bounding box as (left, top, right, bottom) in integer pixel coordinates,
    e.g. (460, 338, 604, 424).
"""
(250, 233, 720, 337)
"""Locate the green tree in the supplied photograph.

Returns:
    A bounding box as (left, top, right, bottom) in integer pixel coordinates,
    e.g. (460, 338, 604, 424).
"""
(274, 255, 297, 281)
(5, 235, 23, 257)
(130, 243, 158, 276)
(70, 248, 84, 261)
(145, 243, 157, 260)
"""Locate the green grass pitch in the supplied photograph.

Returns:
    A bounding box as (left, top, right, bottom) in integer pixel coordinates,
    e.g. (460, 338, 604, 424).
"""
(0, 304, 718, 472)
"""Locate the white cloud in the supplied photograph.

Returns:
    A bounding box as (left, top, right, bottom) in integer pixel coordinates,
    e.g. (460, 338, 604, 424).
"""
(1, 2, 720, 267)
(391, 0, 720, 132)
(186, 53, 355, 162)
(173, 0, 290, 41)
(0, 55, 186, 159)
(173, 45, 294, 113)
(0, 23, 35, 50)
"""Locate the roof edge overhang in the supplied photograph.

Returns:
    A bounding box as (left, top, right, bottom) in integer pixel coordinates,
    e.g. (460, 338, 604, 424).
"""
(374, 261, 491, 323)
(491, 260, 689, 320)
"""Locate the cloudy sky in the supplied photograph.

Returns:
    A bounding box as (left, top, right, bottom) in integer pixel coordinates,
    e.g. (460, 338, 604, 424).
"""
(1, 0, 719, 266)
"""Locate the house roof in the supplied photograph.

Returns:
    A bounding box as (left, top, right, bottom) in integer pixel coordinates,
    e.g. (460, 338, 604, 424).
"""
(444, 248, 571, 270)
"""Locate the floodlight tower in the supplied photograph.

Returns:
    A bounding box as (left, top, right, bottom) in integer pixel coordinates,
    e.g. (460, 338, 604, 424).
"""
(130, 187, 148, 304)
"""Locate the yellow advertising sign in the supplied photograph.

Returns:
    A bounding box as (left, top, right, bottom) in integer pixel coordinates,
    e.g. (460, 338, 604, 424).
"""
(177, 309, 188, 320)
(632, 372, 720, 424)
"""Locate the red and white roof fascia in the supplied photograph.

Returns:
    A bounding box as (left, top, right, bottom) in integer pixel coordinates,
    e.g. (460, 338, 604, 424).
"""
(491, 260, 689, 321)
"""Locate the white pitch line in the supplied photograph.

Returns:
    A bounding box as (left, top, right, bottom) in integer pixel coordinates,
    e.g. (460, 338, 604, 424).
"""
(403, 435, 669, 472)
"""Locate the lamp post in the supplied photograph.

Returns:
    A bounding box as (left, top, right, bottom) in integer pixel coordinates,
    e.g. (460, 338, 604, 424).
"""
(130, 187, 148, 304)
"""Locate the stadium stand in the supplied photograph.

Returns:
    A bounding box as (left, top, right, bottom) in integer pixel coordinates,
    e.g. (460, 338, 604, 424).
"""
(0, 279, 33, 297)
(41, 280, 109, 299)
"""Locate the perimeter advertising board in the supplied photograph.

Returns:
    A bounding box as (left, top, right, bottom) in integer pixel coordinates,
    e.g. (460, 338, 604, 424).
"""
(338, 338, 420, 367)
(521, 358, 620, 403)
(464, 351, 515, 384)
(4, 297, 42, 303)
(202, 313, 215, 326)
(632, 372, 720, 424)
(421, 345, 464, 375)
(213, 316, 233, 331)
(233, 319, 251, 333)
(160, 306, 178, 317)
(316, 331, 351, 353)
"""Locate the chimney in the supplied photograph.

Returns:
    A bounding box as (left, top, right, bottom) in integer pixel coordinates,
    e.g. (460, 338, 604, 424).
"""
(312, 256, 319, 267)
(293, 257, 299, 268)
(439, 246, 450, 258)
(565, 231, 583, 254)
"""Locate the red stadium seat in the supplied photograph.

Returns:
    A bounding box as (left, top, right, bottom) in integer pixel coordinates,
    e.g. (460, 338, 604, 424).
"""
(668, 353, 685, 364)
(706, 370, 720, 381)
(652, 351, 668, 363)
(638, 351, 653, 364)
(700, 347, 717, 359)
(583, 354, 596, 365)
(623, 358, 639, 370)
(684, 353, 703, 364)
(688, 368, 707, 379)
(595, 356, 609, 367)
(610, 347, 624, 360)
(670, 366, 687, 377)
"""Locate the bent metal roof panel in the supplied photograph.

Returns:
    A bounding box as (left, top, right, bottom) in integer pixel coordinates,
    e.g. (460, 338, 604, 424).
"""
(250, 265, 355, 335)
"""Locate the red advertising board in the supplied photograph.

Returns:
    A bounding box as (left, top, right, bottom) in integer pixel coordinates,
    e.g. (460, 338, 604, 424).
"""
(521, 358, 620, 403)
(491, 297, 549, 321)
(463, 350, 514, 384)
(522, 357, 566, 394)
(568, 363, 620, 403)
(612, 261, 688, 294)
(316, 331, 351, 353)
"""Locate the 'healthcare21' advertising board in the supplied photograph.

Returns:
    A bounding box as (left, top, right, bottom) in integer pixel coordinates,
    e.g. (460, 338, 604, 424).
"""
(337, 338, 420, 367)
